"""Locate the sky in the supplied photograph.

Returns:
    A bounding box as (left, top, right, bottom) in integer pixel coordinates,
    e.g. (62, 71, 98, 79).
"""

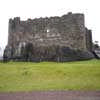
(0, 0, 100, 55)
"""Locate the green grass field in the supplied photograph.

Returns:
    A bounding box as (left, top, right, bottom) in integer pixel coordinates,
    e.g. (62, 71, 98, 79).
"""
(0, 59, 100, 92)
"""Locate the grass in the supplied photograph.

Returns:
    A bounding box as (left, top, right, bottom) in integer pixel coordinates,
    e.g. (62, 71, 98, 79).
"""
(0, 59, 100, 92)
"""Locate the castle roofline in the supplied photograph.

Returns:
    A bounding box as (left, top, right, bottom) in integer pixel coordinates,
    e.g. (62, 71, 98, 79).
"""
(9, 12, 84, 22)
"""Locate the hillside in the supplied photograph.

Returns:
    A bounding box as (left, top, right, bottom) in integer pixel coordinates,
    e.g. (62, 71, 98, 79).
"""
(0, 59, 100, 92)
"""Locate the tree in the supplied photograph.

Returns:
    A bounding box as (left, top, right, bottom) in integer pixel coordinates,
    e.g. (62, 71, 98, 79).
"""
(0, 46, 3, 56)
(0, 46, 1, 50)
(93, 41, 100, 49)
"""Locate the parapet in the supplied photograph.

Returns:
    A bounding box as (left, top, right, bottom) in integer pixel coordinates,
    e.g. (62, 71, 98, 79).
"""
(9, 12, 84, 24)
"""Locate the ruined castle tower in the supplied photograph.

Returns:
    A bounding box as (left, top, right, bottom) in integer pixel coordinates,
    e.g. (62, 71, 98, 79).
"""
(4, 12, 94, 61)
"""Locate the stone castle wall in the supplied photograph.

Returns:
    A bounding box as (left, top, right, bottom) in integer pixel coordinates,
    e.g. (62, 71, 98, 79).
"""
(8, 12, 87, 50)
(4, 12, 94, 61)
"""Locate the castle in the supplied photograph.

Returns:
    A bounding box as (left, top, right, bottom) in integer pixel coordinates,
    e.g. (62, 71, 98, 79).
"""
(4, 12, 94, 62)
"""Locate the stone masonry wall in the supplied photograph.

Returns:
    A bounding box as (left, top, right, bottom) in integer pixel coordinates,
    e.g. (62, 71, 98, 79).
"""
(8, 12, 87, 50)
(4, 12, 94, 61)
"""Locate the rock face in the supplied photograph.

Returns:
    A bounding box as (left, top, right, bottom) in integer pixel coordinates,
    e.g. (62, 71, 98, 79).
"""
(4, 12, 94, 62)
(93, 49, 100, 59)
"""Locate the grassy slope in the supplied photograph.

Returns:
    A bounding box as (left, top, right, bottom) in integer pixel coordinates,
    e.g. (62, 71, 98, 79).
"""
(0, 59, 100, 92)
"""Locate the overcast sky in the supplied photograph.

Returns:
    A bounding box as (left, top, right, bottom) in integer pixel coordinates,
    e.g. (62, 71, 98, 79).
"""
(0, 0, 100, 52)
